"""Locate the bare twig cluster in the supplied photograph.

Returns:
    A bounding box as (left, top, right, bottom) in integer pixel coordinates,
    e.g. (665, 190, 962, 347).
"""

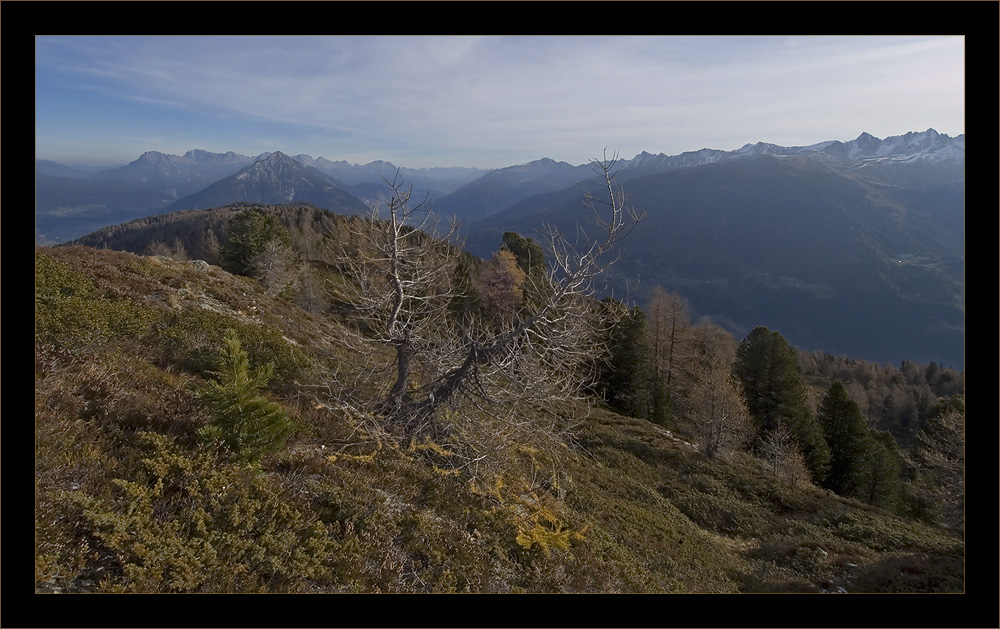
(315, 154, 641, 477)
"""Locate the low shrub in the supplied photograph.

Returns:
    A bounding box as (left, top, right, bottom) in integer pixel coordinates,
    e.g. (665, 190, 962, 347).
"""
(35, 252, 160, 350)
(849, 550, 965, 593)
(153, 307, 316, 387)
(668, 487, 768, 536)
(57, 432, 336, 593)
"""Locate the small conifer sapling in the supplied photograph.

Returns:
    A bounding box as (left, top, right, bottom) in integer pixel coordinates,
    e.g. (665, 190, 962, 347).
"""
(194, 329, 296, 463)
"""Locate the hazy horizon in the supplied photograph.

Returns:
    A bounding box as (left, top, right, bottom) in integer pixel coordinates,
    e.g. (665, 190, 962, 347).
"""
(36, 35, 964, 170)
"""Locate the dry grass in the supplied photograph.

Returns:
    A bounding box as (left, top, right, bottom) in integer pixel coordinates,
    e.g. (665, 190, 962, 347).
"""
(35, 245, 964, 596)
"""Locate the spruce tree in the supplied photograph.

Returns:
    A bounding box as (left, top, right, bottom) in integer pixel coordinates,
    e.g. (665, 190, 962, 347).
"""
(734, 326, 830, 481)
(194, 329, 296, 464)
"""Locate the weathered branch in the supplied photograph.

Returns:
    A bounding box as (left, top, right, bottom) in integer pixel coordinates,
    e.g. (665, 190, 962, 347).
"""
(320, 152, 640, 455)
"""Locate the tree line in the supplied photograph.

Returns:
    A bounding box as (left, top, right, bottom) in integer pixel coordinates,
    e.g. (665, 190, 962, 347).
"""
(797, 349, 964, 448)
(594, 288, 964, 532)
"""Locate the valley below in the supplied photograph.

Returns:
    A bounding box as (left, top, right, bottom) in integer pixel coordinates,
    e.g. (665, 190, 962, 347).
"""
(38, 129, 965, 369)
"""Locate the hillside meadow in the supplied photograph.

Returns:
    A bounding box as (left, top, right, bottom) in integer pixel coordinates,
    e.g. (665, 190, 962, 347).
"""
(34, 243, 965, 599)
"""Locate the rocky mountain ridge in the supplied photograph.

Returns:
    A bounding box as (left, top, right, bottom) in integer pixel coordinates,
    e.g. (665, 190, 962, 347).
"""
(36, 127, 964, 243)
(622, 129, 963, 179)
(38, 128, 962, 195)
(159, 152, 369, 214)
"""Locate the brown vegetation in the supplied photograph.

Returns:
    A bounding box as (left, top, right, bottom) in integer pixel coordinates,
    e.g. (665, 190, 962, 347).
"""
(35, 241, 964, 598)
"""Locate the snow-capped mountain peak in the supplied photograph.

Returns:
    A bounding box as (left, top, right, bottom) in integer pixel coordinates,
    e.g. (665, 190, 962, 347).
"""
(615, 129, 962, 182)
(835, 128, 963, 165)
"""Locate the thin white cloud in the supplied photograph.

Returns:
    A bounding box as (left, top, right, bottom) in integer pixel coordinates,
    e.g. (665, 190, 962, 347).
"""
(35, 35, 964, 168)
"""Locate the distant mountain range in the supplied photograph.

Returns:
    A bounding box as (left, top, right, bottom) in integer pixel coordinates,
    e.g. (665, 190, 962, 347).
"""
(35, 150, 488, 245)
(38, 129, 964, 367)
(465, 147, 964, 368)
(92, 149, 259, 199)
(36, 128, 962, 243)
(419, 128, 965, 224)
(157, 152, 369, 214)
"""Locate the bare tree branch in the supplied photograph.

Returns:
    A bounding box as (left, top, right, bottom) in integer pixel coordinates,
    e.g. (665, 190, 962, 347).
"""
(315, 154, 641, 480)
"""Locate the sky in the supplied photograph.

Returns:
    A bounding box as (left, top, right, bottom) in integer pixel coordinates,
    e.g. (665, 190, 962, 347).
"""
(35, 35, 965, 170)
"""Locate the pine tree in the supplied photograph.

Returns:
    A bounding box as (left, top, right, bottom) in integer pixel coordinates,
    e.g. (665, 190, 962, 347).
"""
(734, 326, 830, 481)
(194, 329, 296, 464)
(221, 210, 294, 279)
(596, 299, 652, 420)
(862, 430, 903, 511)
(817, 380, 872, 498)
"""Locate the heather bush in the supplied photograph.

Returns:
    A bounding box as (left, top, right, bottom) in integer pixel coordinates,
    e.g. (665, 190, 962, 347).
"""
(58, 432, 335, 593)
(154, 307, 314, 386)
(35, 252, 159, 349)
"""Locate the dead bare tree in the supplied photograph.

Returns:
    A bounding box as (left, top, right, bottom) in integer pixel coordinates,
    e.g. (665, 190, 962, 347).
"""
(906, 405, 965, 533)
(686, 362, 754, 459)
(317, 153, 642, 469)
(320, 169, 463, 431)
(758, 423, 812, 489)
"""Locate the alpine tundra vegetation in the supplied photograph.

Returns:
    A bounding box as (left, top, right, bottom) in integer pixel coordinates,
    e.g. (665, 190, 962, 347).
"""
(35, 156, 964, 600)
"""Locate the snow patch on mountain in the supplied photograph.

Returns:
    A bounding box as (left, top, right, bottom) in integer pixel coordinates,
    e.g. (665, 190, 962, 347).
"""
(618, 129, 963, 178)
